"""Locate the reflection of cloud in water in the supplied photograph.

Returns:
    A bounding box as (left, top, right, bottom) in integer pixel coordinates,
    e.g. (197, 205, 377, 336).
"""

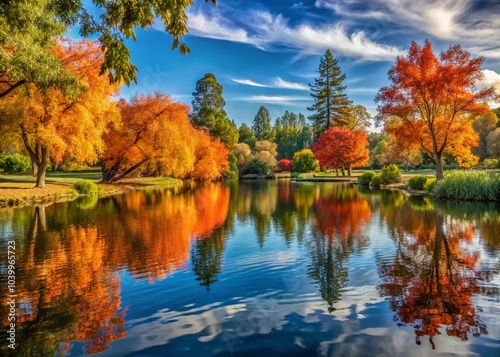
(319, 328, 476, 357)
(107, 284, 389, 355)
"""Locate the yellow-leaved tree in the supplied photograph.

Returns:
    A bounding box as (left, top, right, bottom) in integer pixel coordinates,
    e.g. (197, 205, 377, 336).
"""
(0, 40, 120, 187)
(102, 93, 229, 182)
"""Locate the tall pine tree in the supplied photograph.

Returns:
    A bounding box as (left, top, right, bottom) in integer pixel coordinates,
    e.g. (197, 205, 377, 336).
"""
(308, 49, 351, 138)
(252, 106, 274, 141)
(191, 73, 238, 148)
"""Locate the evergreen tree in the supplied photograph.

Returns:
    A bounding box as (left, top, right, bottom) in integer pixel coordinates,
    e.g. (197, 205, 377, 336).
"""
(308, 49, 351, 138)
(191, 73, 238, 148)
(274, 111, 313, 159)
(252, 106, 274, 141)
(238, 123, 256, 149)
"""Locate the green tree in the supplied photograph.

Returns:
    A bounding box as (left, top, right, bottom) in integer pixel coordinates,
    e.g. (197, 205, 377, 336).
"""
(0, 0, 217, 97)
(293, 149, 319, 173)
(0, 0, 80, 99)
(191, 73, 238, 148)
(308, 49, 351, 137)
(238, 123, 256, 149)
(345, 104, 371, 130)
(274, 111, 312, 159)
(252, 106, 274, 141)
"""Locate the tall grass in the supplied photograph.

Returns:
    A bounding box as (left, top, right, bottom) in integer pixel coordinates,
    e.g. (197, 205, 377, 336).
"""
(433, 170, 500, 201)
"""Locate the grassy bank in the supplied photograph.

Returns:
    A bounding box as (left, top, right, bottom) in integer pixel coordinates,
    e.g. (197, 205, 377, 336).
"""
(0, 170, 182, 207)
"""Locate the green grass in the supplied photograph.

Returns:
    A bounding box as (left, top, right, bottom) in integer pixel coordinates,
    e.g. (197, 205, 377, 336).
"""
(433, 170, 500, 201)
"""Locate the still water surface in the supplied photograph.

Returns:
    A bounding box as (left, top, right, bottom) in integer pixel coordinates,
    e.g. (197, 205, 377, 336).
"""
(1, 180, 499, 356)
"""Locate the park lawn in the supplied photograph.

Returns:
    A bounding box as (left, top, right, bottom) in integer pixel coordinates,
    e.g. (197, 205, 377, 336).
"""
(0, 170, 182, 207)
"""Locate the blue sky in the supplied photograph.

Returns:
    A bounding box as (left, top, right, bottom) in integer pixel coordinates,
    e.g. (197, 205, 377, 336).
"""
(114, 0, 500, 127)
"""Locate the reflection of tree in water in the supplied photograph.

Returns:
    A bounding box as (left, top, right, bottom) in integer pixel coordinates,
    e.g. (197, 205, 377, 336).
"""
(0, 183, 233, 355)
(307, 232, 349, 312)
(378, 199, 499, 348)
(191, 228, 226, 290)
(307, 184, 371, 312)
(0, 205, 126, 356)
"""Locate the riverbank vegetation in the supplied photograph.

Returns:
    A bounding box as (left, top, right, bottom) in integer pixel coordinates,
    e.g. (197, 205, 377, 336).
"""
(1, 15, 499, 203)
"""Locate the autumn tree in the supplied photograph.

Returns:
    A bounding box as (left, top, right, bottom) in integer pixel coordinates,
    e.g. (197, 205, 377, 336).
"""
(0, 0, 217, 97)
(190, 73, 238, 148)
(486, 128, 500, 157)
(252, 106, 274, 141)
(312, 127, 369, 176)
(376, 41, 498, 180)
(190, 130, 229, 181)
(102, 92, 229, 182)
(472, 112, 498, 160)
(0, 40, 120, 187)
(233, 143, 252, 174)
(308, 49, 351, 138)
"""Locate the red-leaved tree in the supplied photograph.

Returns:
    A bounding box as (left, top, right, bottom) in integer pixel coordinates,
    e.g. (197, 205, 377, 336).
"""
(277, 158, 293, 172)
(376, 40, 498, 180)
(312, 127, 369, 175)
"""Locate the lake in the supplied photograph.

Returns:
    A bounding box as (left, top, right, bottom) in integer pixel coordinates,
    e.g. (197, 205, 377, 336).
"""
(1, 180, 499, 356)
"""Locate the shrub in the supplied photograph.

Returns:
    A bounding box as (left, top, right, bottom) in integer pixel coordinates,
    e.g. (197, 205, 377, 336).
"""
(432, 170, 500, 201)
(424, 178, 436, 193)
(380, 164, 401, 184)
(277, 158, 293, 172)
(358, 171, 376, 186)
(370, 174, 383, 187)
(73, 180, 99, 194)
(224, 153, 239, 180)
(245, 158, 268, 175)
(408, 175, 429, 190)
(483, 158, 500, 169)
(293, 149, 319, 173)
(0, 153, 31, 173)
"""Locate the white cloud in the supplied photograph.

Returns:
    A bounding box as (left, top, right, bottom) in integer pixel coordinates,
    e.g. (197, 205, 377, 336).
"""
(182, 10, 404, 61)
(346, 87, 379, 94)
(231, 78, 269, 87)
(316, 0, 500, 57)
(273, 77, 309, 91)
(238, 95, 310, 105)
(477, 70, 500, 94)
(182, 11, 256, 46)
(477, 69, 500, 108)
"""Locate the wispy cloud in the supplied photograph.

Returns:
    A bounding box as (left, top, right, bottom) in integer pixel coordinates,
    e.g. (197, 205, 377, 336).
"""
(231, 78, 269, 87)
(316, 0, 500, 57)
(346, 87, 380, 94)
(237, 95, 310, 105)
(182, 9, 404, 61)
(273, 78, 309, 91)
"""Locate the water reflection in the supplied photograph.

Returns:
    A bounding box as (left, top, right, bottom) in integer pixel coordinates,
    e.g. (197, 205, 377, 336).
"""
(0, 183, 230, 355)
(0, 181, 499, 356)
(377, 197, 500, 348)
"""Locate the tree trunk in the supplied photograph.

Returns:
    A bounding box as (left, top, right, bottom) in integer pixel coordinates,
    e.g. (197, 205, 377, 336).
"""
(35, 147, 48, 188)
(35, 161, 47, 188)
(435, 157, 444, 180)
(32, 160, 38, 176)
(347, 165, 352, 176)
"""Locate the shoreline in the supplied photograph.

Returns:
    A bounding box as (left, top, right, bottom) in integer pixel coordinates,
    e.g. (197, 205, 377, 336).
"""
(0, 175, 183, 208)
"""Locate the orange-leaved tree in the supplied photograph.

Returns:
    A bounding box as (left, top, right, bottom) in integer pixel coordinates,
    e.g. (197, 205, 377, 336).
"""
(312, 127, 369, 176)
(0, 40, 120, 187)
(376, 40, 498, 180)
(102, 92, 229, 182)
